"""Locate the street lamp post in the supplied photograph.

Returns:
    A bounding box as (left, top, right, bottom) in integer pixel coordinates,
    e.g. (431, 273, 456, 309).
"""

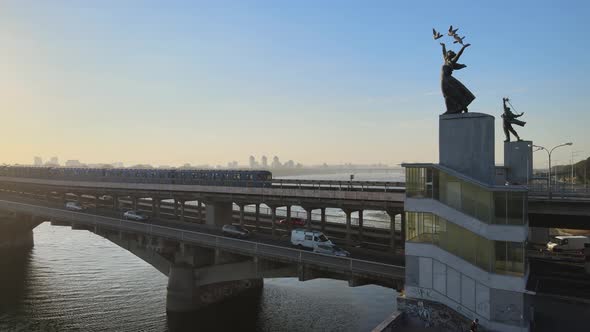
(533, 142, 573, 198)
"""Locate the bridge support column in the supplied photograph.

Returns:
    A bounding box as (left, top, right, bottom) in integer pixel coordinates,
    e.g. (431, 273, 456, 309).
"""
(344, 209, 352, 245)
(132, 197, 138, 211)
(358, 210, 364, 243)
(0, 212, 42, 249)
(387, 210, 397, 252)
(305, 208, 313, 231)
(113, 195, 118, 209)
(320, 208, 326, 232)
(166, 264, 195, 312)
(180, 200, 186, 222)
(255, 204, 260, 231)
(271, 206, 277, 237)
(238, 204, 245, 226)
(173, 199, 179, 218)
(204, 201, 233, 227)
(286, 205, 292, 231)
(197, 201, 202, 221)
(151, 198, 157, 216)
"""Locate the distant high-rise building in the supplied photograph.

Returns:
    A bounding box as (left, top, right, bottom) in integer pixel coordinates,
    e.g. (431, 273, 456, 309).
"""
(65, 160, 83, 167)
(284, 160, 295, 168)
(261, 155, 268, 168)
(45, 156, 59, 166)
(249, 155, 258, 168)
(271, 156, 281, 169)
(34, 156, 42, 166)
(227, 161, 238, 168)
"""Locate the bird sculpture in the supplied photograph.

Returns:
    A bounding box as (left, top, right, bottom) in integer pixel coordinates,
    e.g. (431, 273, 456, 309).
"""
(432, 28, 443, 40)
(448, 25, 459, 36)
(453, 35, 465, 45)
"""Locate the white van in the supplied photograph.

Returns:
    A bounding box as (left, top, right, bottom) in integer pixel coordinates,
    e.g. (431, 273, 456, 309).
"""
(547, 235, 590, 252)
(291, 229, 333, 249)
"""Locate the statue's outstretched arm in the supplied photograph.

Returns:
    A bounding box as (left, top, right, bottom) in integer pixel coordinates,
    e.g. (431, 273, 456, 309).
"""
(440, 43, 447, 59)
(452, 43, 470, 63)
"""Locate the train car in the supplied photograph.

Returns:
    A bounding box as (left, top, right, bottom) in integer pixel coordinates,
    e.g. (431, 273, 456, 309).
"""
(0, 166, 272, 187)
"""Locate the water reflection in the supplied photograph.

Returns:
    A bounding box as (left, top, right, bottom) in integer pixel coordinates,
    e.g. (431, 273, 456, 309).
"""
(167, 288, 263, 332)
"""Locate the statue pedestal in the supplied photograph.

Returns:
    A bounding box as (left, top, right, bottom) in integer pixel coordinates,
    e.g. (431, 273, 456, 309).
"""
(504, 141, 533, 185)
(439, 112, 495, 184)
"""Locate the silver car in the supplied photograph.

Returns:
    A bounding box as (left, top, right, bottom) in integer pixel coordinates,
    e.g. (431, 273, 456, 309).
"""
(123, 210, 149, 222)
(313, 243, 350, 257)
(222, 224, 250, 239)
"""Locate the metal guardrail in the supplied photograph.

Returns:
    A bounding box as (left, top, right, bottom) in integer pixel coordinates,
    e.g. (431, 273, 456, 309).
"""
(0, 199, 404, 279)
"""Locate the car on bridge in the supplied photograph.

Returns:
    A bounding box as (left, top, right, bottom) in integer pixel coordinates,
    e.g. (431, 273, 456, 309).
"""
(313, 243, 350, 257)
(222, 224, 250, 239)
(277, 217, 306, 227)
(65, 201, 85, 211)
(123, 210, 149, 222)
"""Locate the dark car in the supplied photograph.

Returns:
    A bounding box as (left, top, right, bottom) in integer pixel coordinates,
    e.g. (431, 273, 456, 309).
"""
(277, 218, 306, 227)
(222, 224, 250, 239)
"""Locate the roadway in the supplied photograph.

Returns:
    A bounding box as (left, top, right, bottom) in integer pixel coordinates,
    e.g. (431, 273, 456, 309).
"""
(0, 191, 405, 267)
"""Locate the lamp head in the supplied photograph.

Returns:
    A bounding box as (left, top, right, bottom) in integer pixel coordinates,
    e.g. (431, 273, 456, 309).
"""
(566, 142, 573, 146)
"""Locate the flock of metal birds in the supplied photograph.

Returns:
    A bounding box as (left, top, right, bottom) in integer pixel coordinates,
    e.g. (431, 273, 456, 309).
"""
(432, 25, 466, 45)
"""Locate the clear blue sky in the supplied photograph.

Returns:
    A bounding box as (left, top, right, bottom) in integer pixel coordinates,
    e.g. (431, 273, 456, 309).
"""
(1, 0, 588, 167)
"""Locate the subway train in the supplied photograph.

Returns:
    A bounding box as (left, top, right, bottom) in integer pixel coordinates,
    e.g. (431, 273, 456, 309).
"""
(0, 166, 273, 187)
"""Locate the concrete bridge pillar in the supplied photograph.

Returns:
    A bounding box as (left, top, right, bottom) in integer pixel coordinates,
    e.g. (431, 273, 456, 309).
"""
(166, 264, 195, 312)
(306, 208, 313, 231)
(358, 210, 364, 242)
(151, 198, 157, 216)
(270, 206, 277, 237)
(286, 205, 292, 231)
(320, 208, 326, 232)
(132, 197, 138, 210)
(180, 200, 186, 222)
(386, 210, 397, 252)
(173, 199, 179, 218)
(238, 204, 245, 226)
(197, 201, 202, 221)
(254, 204, 260, 231)
(204, 200, 233, 227)
(0, 212, 42, 249)
(343, 209, 353, 245)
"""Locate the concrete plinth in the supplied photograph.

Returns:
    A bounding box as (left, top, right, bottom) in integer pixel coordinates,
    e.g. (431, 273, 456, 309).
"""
(440, 113, 495, 184)
(504, 140, 533, 185)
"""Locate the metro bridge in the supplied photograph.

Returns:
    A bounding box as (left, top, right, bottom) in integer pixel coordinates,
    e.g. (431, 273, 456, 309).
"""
(1, 171, 589, 312)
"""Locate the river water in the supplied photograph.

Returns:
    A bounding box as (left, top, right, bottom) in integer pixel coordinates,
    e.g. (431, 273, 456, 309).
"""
(0, 170, 403, 332)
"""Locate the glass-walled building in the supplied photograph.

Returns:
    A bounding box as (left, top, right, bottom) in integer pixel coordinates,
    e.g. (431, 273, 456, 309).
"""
(402, 163, 530, 332)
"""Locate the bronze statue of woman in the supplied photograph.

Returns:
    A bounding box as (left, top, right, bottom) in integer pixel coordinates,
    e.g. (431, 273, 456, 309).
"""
(440, 42, 475, 114)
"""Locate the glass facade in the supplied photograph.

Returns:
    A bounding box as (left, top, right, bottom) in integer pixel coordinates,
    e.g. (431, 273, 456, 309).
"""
(405, 167, 526, 225)
(406, 212, 524, 276)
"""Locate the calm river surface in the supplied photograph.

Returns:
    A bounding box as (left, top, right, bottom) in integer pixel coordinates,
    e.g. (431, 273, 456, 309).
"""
(0, 170, 402, 332)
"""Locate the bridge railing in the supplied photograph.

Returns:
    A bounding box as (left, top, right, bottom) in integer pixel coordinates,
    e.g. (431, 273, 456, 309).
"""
(0, 199, 405, 280)
(528, 183, 590, 199)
